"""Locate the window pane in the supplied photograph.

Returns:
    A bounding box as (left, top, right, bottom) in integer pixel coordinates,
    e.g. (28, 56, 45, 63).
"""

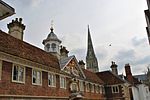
(18, 67, 24, 82)
(12, 65, 25, 83)
(13, 65, 18, 81)
(60, 76, 65, 88)
(48, 74, 52, 85)
(33, 70, 37, 83)
(48, 73, 56, 86)
(37, 71, 41, 84)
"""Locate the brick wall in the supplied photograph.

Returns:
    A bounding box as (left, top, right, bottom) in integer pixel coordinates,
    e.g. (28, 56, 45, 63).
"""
(105, 85, 125, 100)
(0, 61, 69, 98)
(0, 60, 104, 100)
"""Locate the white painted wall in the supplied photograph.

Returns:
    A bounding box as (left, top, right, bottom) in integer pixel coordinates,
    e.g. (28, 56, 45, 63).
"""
(132, 84, 150, 100)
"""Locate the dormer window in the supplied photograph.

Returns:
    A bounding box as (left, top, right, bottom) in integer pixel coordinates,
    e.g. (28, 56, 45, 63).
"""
(46, 44, 50, 51)
(51, 43, 56, 52)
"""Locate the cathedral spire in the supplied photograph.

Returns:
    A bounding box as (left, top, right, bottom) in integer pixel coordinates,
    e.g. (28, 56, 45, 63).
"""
(86, 25, 99, 72)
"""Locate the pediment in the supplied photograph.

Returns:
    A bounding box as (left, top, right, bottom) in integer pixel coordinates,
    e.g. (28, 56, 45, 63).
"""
(61, 56, 85, 78)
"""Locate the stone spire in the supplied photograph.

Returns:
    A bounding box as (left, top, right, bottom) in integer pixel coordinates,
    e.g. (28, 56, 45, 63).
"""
(86, 25, 99, 72)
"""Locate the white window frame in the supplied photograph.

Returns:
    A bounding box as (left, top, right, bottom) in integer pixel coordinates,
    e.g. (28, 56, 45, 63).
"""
(0, 60, 2, 80)
(112, 85, 119, 93)
(102, 86, 105, 94)
(60, 75, 66, 89)
(99, 85, 103, 94)
(91, 83, 94, 93)
(95, 85, 99, 93)
(32, 69, 42, 86)
(86, 82, 90, 92)
(48, 73, 56, 87)
(12, 64, 25, 83)
(79, 80, 84, 91)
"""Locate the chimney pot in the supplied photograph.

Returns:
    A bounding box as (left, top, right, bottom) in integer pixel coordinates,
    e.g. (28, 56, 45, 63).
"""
(125, 63, 133, 83)
(7, 18, 25, 40)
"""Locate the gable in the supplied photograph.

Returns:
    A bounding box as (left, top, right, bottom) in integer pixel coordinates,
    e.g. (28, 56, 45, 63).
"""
(61, 56, 85, 78)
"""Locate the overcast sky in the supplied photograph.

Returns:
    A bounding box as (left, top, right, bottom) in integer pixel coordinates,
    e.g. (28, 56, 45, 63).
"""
(0, 0, 149, 75)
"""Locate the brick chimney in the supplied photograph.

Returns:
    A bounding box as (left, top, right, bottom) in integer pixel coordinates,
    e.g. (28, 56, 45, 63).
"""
(125, 63, 133, 83)
(60, 46, 69, 58)
(78, 60, 85, 69)
(110, 61, 118, 75)
(7, 18, 25, 40)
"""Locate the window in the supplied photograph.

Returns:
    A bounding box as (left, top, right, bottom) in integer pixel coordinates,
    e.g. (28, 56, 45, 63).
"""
(91, 84, 94, 93)
(79, 81, 84, 91)
(48, 73, 56, 87)
(102, 86, 105, 94)
(12, 64, 25, 83)
(99, 85, 102, 94)
(60, 76, 66, 89)
(32, 69, 42, 85)
(0, 60, 2, 80)
(112, 85, 119, 93)
(86, 82, 90, 92)
(46, 44, 50, 51)
(95, 85, 99, 93)
(51, 43, 56, 51)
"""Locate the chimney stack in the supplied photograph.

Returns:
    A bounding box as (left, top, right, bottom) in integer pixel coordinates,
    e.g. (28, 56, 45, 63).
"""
(125, 63, 133, 83)
(7, 18, 25, 40)
(110, 61, 118, 75)
(78, 60, 85, 69)
(60, 46, 69, 58)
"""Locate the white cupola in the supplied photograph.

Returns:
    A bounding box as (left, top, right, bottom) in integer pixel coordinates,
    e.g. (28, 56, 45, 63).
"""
(42, 25, 61, 59)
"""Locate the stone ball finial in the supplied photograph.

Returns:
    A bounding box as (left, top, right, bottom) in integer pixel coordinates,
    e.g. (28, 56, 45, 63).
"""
(15, 18, 18, 22)
(19, 18, 22, 23)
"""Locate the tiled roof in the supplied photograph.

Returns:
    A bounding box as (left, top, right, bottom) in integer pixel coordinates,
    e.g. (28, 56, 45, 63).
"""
(96, 71, 125, 85)
(0, 30, 60, 70)
(59, 55, 74, 69)
(134, 74, 146, 81)
(82, 68, 104, 84)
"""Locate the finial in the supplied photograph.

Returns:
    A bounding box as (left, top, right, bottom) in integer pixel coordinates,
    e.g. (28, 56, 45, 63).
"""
(88, 24, 90, 29)
(50, 20, 54, 32)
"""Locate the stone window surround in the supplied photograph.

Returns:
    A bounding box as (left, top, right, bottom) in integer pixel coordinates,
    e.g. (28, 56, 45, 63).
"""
(79, 80, 84, 91)
(91, 83, 94, 93)
(48, 72, 56, 87)
(32, 68, 42, 86)
(12, 63, 25, 84)
(60, 75, 66, 89)
(112, 85, 119, 93)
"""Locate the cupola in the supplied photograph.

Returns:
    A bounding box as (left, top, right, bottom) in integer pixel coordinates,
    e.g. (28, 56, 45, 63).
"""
(42, 23, 61, 59)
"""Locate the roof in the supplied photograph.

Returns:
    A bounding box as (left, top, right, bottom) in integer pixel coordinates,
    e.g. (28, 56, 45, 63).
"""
(96, 71, 125, 85)
(134, 74, 147, 81)
(59, 55, 74, 69)
(82, 68, 104, 84)
(42, 28, 61, 44)
(0, 0, 15, 20)
(0, 30, 60, 70)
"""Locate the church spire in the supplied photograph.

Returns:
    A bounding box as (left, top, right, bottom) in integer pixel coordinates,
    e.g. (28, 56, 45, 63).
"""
(86, 25, 99, 72)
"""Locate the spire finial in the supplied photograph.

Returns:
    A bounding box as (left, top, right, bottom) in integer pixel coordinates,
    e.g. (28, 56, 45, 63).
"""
(50, 20, 54, 32)
(88, 24, 90, 32)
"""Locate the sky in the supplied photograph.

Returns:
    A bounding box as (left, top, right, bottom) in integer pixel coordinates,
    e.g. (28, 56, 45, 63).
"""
(0, 0, 149, 75)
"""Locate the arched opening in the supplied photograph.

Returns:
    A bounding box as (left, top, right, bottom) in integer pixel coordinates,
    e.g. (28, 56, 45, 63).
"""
(46, 44, 50, 51)
(51, 43, 56, 52)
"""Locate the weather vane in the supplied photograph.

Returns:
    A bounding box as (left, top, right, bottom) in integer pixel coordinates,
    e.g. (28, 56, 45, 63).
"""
(51, 20, 54, 28)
